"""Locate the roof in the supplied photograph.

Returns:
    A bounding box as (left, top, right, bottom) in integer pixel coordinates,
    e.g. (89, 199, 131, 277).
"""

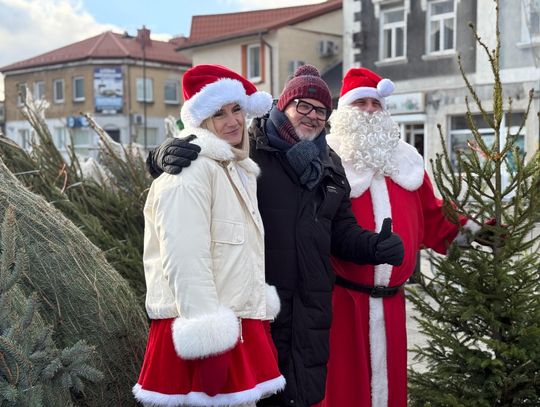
(181, 0, 342, 50)
(1, 31, 192, 73)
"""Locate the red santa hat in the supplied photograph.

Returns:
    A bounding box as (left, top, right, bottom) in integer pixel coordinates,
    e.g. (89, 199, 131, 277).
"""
(180, 64, 273, 128)
(337, 67, 395, 109)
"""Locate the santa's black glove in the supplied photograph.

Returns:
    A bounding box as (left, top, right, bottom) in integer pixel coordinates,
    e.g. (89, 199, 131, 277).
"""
(146, 135, 201, 179)
(372, 218, 404, 266)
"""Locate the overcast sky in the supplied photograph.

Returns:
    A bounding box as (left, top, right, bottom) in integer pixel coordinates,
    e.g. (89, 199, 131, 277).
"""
(0, 0, 325, 99)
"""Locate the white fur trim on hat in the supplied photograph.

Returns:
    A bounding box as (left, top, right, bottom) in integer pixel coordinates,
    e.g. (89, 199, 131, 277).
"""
(247, 91, 274, 118)
(265, 284, 281, 320)
(172, 306, 239, 359)
(181, 78, 272, 128)
(338, 78, 395, 109)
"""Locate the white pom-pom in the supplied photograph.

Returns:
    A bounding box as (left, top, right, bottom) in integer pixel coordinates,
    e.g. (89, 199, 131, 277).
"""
(246, 91, 273, 117)
(377, 78, 395, 97)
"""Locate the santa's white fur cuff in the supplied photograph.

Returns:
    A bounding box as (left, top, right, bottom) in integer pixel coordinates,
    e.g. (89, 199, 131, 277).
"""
(172, 306, 239, 359)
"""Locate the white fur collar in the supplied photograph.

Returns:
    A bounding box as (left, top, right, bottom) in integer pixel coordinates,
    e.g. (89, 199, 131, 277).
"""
(327, 135, 425, 198)
(176, 128, 259, 176)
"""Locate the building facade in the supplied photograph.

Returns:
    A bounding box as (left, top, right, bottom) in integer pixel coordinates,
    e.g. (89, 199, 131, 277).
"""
(1, 28, 191, 157)
(179, 0, 343, 102)
(344, 0, 539, 169)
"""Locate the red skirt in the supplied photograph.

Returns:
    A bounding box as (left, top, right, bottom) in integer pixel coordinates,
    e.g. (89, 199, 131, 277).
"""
(133, 318, 285, 406)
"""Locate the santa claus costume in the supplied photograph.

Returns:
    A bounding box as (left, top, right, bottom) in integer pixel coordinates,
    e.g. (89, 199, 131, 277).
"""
(320, 68, 474, 407)
(133, 65, 285, 407)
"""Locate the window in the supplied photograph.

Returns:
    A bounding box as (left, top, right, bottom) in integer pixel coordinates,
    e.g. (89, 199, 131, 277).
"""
(247, 44, 261, 82)
(17, 83, 27, 106)
(134, 127, 159, 148)
(427, 0, 456, 54)
(73, 76, 85, 101)
(136, 78, 154, 102)
(449, 113, 526, 172)
(521, 0, 540, 42)
(53, 127, 67, 150)
(33, 81, 45, 100)
(71, 128, 95, 157)
(288, 60, 305, 75)
(380, 7, 406, 60)
(53, 79, 65, 103)
(18, 129, 31, 150)
(164, 80, 180, 104)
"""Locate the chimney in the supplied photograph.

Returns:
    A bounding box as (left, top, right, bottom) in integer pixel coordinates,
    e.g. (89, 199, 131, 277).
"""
(137, 26, 152, 47)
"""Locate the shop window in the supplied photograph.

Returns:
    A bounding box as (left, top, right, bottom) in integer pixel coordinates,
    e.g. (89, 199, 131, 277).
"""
(449, 113, 526, 172)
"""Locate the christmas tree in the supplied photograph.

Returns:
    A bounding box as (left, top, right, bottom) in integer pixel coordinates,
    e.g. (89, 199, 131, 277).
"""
(0, 207, 103, 406)
(0, 155, 148, 405)
(0, 95, 150, 300)
(408, 0, 540, 405)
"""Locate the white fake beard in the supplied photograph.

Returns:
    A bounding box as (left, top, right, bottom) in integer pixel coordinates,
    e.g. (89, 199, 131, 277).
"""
(329, 107, 400, 176)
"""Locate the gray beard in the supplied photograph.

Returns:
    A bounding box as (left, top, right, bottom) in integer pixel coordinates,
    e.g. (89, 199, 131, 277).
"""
(329, 107, 400, 176)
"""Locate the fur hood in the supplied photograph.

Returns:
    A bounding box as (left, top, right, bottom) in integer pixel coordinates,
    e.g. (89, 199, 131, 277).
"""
(176, 128, 260, 176)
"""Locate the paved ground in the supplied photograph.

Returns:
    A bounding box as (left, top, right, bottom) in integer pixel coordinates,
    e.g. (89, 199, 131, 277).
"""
(405, 252, 433, 373)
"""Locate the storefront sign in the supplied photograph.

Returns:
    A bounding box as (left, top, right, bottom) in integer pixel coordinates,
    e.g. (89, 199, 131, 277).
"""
(66, 115, 89, 128)
(386, 92, 425, 114)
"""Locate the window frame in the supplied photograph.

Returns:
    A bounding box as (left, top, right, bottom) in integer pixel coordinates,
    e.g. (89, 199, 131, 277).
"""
(17, 83, 27, 106)
(72, 76, 85, 102)
(246, 44, 262, 82)
(521, 0, 540, 43)
(426, 0, 456, 55)
(380, 5, 407, 61)
(33, 81, 45, 101)
(135, 126, 159, 148)
(164, 80, 180, 104)
(136, 77, 154, 103)
(53, 79, 65, 103)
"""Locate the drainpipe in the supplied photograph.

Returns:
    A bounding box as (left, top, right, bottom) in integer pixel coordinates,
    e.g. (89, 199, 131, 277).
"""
(259, 33, 274, 96)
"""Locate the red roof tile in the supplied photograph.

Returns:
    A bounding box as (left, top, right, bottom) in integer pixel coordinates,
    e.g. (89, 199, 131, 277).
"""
(1, 31, 191, 73)
(183, 0, 342, 49)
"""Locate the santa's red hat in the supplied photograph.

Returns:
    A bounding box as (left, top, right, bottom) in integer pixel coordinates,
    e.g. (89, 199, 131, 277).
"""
(181, 64, 273, 128)
(338, 67, 395, 109)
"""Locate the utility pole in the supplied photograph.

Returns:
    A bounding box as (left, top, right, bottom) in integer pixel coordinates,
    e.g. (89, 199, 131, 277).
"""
(142, 26, 147, 150)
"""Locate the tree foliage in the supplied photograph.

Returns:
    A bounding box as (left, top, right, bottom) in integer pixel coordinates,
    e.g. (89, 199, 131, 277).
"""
(0, 208, 103, 406)
(408, 1, 540, 405)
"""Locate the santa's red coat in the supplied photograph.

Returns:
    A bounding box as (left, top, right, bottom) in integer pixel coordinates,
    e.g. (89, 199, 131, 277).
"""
(319, 140, 467, 407)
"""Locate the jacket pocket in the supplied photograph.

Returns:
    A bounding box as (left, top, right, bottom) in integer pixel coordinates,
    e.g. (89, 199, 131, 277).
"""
(317, 183, 345, 220)
(211, 219, 245, 245)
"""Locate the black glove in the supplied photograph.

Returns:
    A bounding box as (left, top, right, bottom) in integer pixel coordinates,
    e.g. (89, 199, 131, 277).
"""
(372, 218, 404, 266)
(474, 218, 507, 248)
(146, 135, 201, 179)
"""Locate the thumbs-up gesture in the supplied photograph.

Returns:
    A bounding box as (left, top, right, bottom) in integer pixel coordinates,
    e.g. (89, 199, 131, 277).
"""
(374, 218, 404, 266)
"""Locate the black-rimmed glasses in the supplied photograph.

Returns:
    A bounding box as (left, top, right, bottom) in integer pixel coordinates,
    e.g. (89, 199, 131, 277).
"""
(292, 99, 330, 121)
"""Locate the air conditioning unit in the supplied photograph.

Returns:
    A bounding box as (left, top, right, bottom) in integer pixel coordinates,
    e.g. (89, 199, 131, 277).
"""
(132, 113, 144, 125)
(318, 40, 338, 57)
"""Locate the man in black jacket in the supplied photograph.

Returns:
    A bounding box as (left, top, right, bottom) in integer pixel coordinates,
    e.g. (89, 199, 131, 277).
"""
(147, 64, 404, 407)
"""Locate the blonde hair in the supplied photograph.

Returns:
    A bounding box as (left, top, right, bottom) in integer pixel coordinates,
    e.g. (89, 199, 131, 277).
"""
(201, 112, 250, 161)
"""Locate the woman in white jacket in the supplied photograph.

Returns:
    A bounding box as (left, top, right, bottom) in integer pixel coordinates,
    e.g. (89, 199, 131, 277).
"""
(133, 65, 284, 406)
